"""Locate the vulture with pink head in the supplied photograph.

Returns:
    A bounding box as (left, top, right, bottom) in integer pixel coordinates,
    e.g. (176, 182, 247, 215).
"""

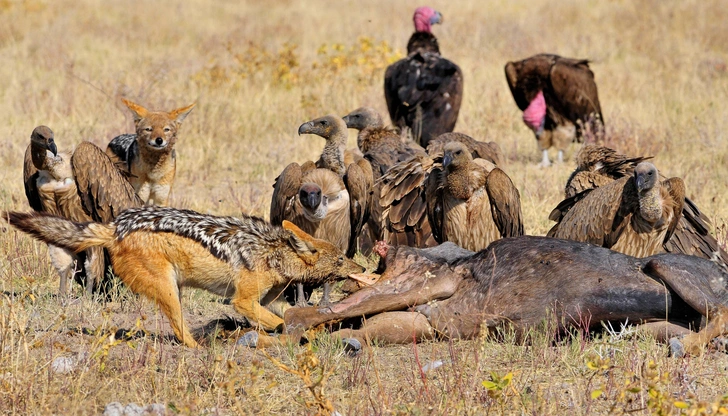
(384, 7, 463, 148)
(505, 54, 604, 167)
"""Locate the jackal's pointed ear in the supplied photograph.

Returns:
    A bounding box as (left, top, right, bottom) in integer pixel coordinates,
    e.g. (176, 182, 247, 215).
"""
(121, 98, 149, 123)
(282, 220, 318, 257)
(170, 103, 196, 124)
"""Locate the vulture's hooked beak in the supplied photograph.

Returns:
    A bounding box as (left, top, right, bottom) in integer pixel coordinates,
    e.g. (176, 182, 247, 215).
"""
(443, 153, 453, 168)
(298, 122, 314, 136)
(432, 11, 443, 25)
(341, 115, 351, 126)
(635, 173, 647, 192)
(47, 140, 58, 156)
(299, 184, 323, 210)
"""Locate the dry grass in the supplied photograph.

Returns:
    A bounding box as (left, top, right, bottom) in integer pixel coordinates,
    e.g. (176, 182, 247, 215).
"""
(1, 0, 728, 414)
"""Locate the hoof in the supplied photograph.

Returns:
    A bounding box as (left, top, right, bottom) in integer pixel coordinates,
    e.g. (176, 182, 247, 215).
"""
(236, 331, 259, 348)
(669, 337, 685, 358)
(342, 338, 362, 357)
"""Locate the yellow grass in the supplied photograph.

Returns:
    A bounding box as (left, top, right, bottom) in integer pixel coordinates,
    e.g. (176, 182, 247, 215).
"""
(1, 0, 728, 413)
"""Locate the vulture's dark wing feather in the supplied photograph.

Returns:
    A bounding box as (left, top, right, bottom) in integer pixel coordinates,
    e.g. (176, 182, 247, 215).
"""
(270, 163, 303, 226)
(426, 163, 446, 243)
(72, 141, 142, 223)
(23, 144, 43, 212)
(344, 160, 372, 257)
(661, 178, 686, 245)
(548, 60, 602, 125)
(385, 52, 463, 146)
(485, 168, 524, 238)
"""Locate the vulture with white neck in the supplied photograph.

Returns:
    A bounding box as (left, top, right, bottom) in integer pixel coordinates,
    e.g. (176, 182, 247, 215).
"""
(557, 145, 728, 265)
(23, 126, 142, 295)
(270, 115, 371, 306)
(548, 161, 684, 258)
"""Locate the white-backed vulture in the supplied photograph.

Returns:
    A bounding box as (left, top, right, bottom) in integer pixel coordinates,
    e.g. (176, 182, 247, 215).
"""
(548, 162, 684, 258)
(559, 145, 728, 265)
(565, 145, 653, 199)
(426, 142, 523, 251)
(23, 126, 142, 295)
(342, 107, 426, 244)
(505, 54, 603, 167)
(384, 6, 463, 148)
(377, 132, 508, 248)
(271, 115, 371, 306)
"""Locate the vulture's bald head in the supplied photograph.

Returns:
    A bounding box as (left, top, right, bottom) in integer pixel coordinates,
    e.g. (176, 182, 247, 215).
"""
(443, 141, 471, 169)
(413, 7, 442, 33)
(31, 125, 57, 156)
(298, 115, 346, 140)
(634, 162, 658, 193)
(342, 107, 384, 131)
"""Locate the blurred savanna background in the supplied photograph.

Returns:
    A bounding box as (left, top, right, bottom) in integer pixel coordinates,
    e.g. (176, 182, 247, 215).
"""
(1, 0, 728, 414)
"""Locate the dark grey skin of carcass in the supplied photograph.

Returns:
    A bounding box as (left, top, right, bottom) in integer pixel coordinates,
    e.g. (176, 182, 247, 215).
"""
(284, 236, 728, 355)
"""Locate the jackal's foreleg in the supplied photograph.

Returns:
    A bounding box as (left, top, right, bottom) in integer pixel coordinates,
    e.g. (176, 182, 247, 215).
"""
(111, 247, 197, 348)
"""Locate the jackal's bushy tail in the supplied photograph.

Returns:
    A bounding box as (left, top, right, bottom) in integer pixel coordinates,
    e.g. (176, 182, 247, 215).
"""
(3, 211, 115, 253)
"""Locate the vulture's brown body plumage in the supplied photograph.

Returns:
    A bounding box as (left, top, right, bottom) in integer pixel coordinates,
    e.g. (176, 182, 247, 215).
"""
(548, 162, 685, 258)
(505, 54, 603, 166)
(23, 126, 142, 294)
(427, 142, 523, 251)
(378, 132, 510, 249)
(384, 7, 463, 148)
(271, 115, 371, 305)
(558, 146, 728, 264)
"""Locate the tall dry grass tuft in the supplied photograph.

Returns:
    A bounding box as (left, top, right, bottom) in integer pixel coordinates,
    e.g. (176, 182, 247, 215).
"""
(0, 0, 728, 413)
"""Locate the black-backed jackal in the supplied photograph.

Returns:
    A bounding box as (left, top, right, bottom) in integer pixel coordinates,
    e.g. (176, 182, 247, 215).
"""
(106, 99, 195, 206)
(4, 207, 363, 348)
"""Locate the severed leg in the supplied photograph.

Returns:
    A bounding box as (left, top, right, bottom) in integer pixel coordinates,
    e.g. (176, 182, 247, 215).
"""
(285, 263, 462, 331)
(331, 311, 435, 346)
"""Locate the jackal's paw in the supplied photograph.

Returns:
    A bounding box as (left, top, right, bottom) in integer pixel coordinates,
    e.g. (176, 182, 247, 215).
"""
(236, 331, 259, 348)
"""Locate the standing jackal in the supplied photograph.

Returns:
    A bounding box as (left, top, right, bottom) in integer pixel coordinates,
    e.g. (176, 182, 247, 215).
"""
(4, 207, 363, 348)
(106, 99, 195, 206)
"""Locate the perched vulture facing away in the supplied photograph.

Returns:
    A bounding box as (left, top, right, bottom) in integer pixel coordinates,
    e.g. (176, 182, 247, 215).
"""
(384, 6, 463, 148)
(505, 54, 603, 167)
(548, 162, 684, 258)
(558, 145, 728, 265)
(377, 132, 506, 248)
(271, 115, 371, 306)
(342, 107, 426, 242)
(23, 126, 142, 294)
(426, 142, 523, 251)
